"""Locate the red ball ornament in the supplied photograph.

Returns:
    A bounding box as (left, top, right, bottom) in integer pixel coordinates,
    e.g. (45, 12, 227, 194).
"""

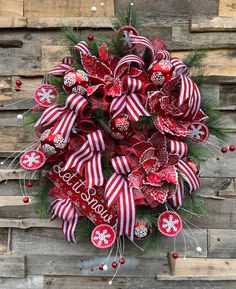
(216, 157, 220, 161)
(110, 114, 132, 140)
(15, 80, 22, 86)
(134, 220, 152, 239)
(40, 128, 67, 156)
(217, 237, 221, 242)
(23, 197, 30, 203)
(26, 181, 33, 187)
(172, 252, 179, 259)
(119, 258, 125, 265)
(15, 86, 21, 92)
(0, 103, 4, 107)
(229, 145, 235, 152)
(148, 60, 173, 86)
(99, 264, 104, 270)
(112, 261, 118, 268)
(63, 69, 89, 94)
(88, 35, 94, 41)
(221, 147, 227, 153)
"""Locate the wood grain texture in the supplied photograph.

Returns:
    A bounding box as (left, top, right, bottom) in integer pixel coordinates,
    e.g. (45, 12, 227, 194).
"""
(24, 0, 114, 17)
(0, 276, 43, 289)
(0, 218, 61, 229)
(191, 16, 236, 32)
(0, 228, 8, 253)
(0, 17, 27, 28)
(208, 229, 236, 258)
(0, 0, 24, 16)
(169, 256, 236, 276)
(0, 254, 25, 277)
(219, 0, 236, 16)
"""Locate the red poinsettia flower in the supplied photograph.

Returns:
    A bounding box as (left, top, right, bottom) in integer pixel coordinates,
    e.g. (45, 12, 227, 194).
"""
(128, 132, 178, 208)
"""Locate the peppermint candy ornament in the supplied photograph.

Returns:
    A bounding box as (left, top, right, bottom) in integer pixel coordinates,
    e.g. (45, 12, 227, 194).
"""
(40, 128, 66, 156)
(110, 114, 132, 140)
(63, 69, 89, 94)
(157, 211, 182, 237)
(148, 60, 173, 86)
(34, 84, 58, 107)
(91, 224, 116, 249)
(20, 150, 46, 170)
(187, 122, 209, 143)
(134, 220, 152, 239)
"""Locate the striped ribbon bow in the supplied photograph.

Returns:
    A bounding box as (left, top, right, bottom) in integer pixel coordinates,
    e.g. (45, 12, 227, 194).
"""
(110, 75, 150, 121)
(64, 130, 105, 188)
(50, 198, 79, 243)
(35, 94, 88, 142)
(105, 156, 135, 240)
(169, 139, 200, 208)
(49, 56, 72, 75)
(74, 41, 91, 55)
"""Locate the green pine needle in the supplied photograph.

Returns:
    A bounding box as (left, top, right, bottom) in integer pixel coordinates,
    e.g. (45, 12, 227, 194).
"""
(114, 3, 143, 29)
(23, 112, 42, 125)
(92, 106, 111, 134)
(186, 142, 211, 163)
(191, 69, 208, 88)
(109, 33, 127, 57)
(47, 76, 63, 88)
(102, 154, 114, 180)
(183, 47, 208, 68)
(61, 26, 82, 48)
(136, 115, 156, 130)
(75, 218, 94, 242)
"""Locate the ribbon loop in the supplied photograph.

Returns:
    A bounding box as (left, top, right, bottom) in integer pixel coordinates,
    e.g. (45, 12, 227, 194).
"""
(50, 198, 78, 243)
(74, 41, 91, 55)
(64, 130, 105, 188)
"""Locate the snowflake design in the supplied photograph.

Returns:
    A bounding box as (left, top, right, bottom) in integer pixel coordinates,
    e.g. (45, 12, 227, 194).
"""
(42, 144, 56, 155)
(22, 152, 40, 167)
(40, 129, 51, 141)
(135, 225, 148, 238)
(54, 134, 66, 149)
(116, 118, 130, 131)
(190, 124, 205, 140)
(151, 72, 165, 85)
(123, 30, 133, 49)
(64, 72, 76, 87)
(93, 229, 111, 246)
(38, 88, 54, 104)
(71, 85, 86, 95)
(159, 60, 172, 70)
(162, 214, 180, 233)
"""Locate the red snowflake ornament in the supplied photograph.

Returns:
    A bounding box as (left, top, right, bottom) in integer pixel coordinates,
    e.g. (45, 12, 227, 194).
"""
(91, 224, 116, 249)
(20, 150, 46, 170)
(157, 211, 182, 237)
(34, 84, 58, 107)
(117, 25, 138, 50)
(187, 122, 209, 143)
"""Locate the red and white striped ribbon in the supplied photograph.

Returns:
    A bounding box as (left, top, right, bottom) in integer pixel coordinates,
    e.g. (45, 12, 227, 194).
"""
(74, 41, 91, 55)
(169, 178, 184, 209)
(170, 140, 188, 158)
(177, 159, 200, 193)
(105, 156, 131, 208)
(171, 57, 190, 76)
(129, 34, 156, 62)
(64, 130, 105, 188)
(50, 198, 78, 243)
(184, 82, 201, 120)
(49, 63, 71, 75)
(35, 94, 88, 142)
(117, 182, 135, 240)
(156, 50, 171, 61)
(113, 54, 144, 79)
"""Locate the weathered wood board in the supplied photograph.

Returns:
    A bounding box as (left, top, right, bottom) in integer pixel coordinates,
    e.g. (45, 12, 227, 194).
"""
(0, 0, 24, 17)
(0, 254, 25, 277)
(219, 0, 236, 16)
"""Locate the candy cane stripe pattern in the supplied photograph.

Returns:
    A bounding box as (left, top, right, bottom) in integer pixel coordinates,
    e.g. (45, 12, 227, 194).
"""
(170, 140, 188, 158)
(177, 159, 200, 192)
(114, 54, 144, 78)
(171, 57, 190, 76)
(129, 34, 156, 62)
(170, 178, 184, 209)
(74, 41, 91, 55)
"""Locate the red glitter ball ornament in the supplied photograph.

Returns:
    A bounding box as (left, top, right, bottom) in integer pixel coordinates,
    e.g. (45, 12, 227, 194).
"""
(134, 220, 152, 239)
(172, 252, 179, 259)
(119, 258, 125, 265)
(63, 69, 89, 94)
(15, 80, 22, 86)
(221, 147, 227, 153)
(99, 264, 104, 270)
(110, 114, 132, 140)
(0, 103, 4, 107)
(40, 128, 67, 156)
(87, 35, 94, 41)
(229, 145, 235, 152)
(23, 197, 30, 203)
(216, 157, 220, 161)
(26, 181, 33, 187)
(112, 261, 118, 268)
(148, 60, 173, 86)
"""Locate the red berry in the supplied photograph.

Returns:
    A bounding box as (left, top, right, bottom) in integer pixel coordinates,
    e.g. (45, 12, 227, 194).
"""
(15, 80, 22, 86)
(216, 157, 220, 161)
(15, 86, 21, 92)
(172, 252, 179, 259)
(99, 264, 104, 270)
(217, 237, 221, 241)
(119, 258, 125, 265)
(0, 103, 4, 107)
(229, 145, 235, 152)
(112, 261, 118, 268)
(91, 268, 94, 271)
(221, 147, 227, 153)
(26, 181, 33, 187)
(88, 35, 94, 41)
(23, 197, 30, 203)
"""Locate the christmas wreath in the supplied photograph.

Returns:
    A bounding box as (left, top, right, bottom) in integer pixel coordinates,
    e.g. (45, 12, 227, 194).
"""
(6, 4, 232, 280)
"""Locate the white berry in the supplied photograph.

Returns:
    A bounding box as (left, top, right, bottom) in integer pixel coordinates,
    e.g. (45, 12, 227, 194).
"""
(0, 162, 4, 165)
(196, 246, 202, 252)
(103, 264, 108, 271)
(91, 6, 97, 12)
(100, 2, 104, 5)
(108, 281, 112, 285)
(17, 114, 23, 120)
(130, 2, 134, 5)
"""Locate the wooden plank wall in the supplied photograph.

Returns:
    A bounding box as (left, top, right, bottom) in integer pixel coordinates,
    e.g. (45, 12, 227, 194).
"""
(0, 0, 236, 288)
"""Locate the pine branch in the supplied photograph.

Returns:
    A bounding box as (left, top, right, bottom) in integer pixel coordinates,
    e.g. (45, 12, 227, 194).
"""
(109, 33, 127, 57)
(186, 142, 211, 163)
(102, 154, 114, 180)
(61, 26, 82, 48)
(114, 3, 143, 29)
(47, 76, 63, 88)
(33, 178, 53, 219)
(75, 218, 94, 241)
(23, 112, 42, 125)
(183, 47, 208, 68)
(191, 69, 208, 88)
(135, 115, 156, 130)
(92, 106, 111, 134)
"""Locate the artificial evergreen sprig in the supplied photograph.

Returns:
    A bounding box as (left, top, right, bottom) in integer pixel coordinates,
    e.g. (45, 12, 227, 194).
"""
(183, 47, 208, 68)
(114, 3, 143, 29)
(92, 106, 111, 134)
(136, 115, 156, 130)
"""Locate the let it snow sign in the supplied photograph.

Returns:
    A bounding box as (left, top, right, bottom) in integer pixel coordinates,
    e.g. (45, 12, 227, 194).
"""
(48, 162, 117, 225)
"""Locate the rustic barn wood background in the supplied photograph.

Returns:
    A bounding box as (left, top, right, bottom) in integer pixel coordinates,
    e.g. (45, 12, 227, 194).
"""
(0, 0, 236, 288)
